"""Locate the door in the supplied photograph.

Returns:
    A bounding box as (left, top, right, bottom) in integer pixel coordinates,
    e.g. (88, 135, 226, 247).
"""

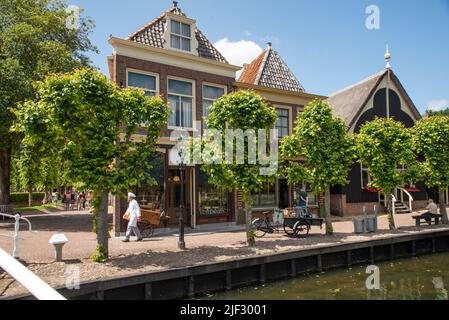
(279, 179, 289, 209)
(166, 168, 191, 228)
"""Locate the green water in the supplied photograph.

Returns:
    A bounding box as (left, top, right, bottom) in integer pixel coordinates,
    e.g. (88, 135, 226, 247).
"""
(204, 253, 449, 300)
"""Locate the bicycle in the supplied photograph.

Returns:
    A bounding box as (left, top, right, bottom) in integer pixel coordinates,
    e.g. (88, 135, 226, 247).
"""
(251, 209, 294, 238)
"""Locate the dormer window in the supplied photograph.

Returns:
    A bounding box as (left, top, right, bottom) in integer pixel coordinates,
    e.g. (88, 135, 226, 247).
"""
(170, 20, 191, 52)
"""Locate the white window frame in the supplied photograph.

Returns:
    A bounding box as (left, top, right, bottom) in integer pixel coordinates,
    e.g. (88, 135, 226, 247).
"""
(202, 82, 227, 127)
(126, 68, 159, 96)
(167, 76, 196, 131)
(273, 105, 293, 138)
(170, 19, 192, 52)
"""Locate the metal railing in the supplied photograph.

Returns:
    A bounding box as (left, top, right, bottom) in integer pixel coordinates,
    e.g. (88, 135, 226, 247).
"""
(0, 212, 66, 300)
(391, 194, 397, 216)
(0, 213, 35, 259)
(0, 249, 66, 300)
(400, 188, 414, 212)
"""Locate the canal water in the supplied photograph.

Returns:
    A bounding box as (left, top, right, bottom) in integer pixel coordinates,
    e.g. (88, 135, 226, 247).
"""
(203, 253, 449, 300)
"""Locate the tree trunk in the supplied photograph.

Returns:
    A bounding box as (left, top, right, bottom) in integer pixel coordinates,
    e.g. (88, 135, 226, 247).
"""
(28, 186, 33, 207)
(386, 191, 396, 230)
(0, 147, 11, 205)
(96, 190, 110, 259)
(439, 188, 448, 224)
(244, 192, 255, 247)
(319, 192, 325, 218)
(324, 187, 333, 235)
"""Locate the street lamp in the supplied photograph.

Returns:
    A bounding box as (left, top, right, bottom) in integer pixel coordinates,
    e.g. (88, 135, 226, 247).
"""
(177, 135, 187, 250)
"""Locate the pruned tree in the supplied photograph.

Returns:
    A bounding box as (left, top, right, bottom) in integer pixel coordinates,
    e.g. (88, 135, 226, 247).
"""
(199, 90, 278, 246)
(355, 118, 416, 230)
(13, 68, 168, 261)
(281, 100, 355, 235)
(413, 116, 449, 224)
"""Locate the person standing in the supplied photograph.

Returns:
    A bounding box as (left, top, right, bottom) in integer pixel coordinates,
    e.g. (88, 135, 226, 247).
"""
(123, 192, 143, 242)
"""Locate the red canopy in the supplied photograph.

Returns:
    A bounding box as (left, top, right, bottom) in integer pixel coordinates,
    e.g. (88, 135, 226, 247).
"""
(364, 188, 380, 193)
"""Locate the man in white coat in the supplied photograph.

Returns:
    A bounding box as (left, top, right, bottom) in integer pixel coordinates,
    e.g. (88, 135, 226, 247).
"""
(122, 192, 143, 242)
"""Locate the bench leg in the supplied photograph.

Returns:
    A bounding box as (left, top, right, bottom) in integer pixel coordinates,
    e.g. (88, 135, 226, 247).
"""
(415, 219, 420, 227)
(435, 218, 440, 225)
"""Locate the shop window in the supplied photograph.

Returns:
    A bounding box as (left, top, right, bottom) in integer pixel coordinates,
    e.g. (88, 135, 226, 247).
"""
(198, 170, 228, 216)
(252, 181, 276, 208)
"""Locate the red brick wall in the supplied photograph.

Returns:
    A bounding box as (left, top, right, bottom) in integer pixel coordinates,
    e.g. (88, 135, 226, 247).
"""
(114, 55, 235, 136)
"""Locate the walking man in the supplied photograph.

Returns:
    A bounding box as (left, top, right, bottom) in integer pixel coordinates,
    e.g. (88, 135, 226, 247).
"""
(123, 192, 143, 242)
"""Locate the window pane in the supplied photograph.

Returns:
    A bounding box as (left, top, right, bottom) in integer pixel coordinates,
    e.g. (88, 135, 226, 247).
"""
(144, 91, 156, 98)
(171, 20, 181, 35)
(171, 35, 181, 49)
(203, 85, 225, 100)
(202, 99, 214, 118)
(168, 95, 179, 127)
(181, 37, 191, 52)
(168, 79, 193, 96)
(181, 23, 191, 37)
(277, 109, 289, 117)
(181, 96, 193, 128)
(128, 72, 156, 91)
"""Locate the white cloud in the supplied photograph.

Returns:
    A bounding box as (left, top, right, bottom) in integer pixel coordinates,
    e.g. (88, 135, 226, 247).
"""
(244, 30, 252, 37)
(427, 99, 449, 111)
(213, 38, 263, 77)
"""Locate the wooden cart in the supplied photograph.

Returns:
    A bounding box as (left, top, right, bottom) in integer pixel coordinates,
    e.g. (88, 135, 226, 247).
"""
(124, 209, 161, 239)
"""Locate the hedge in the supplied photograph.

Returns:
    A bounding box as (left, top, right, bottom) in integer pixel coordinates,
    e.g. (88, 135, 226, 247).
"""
(10, 192, 46, 204)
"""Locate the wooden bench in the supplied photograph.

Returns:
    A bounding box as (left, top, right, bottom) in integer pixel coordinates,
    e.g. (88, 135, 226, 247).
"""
(412, 213, 442, 226)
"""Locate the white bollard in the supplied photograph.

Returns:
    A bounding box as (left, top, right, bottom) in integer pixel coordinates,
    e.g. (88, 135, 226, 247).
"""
(49, 234, 69, 262)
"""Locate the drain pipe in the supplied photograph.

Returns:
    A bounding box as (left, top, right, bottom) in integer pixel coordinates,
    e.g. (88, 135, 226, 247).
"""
(0, 248, 66, 300)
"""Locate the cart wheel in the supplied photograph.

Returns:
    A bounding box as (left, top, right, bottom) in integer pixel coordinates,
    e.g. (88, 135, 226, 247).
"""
(293, 220, 310, 238)
(141, 225, 154, 239)
(283, 224, 295, 236)
(252, 218, 269, 238)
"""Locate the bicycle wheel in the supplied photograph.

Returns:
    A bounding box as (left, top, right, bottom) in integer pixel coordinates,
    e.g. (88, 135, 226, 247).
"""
(252, 218, 269, 238)
(293, 220, 310, 238)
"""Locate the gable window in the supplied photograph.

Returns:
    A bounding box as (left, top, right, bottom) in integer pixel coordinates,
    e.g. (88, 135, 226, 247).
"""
(276, 108, 289, 138)
(127, 71, 158, 97)
(202, 84, 225, 128)
(170, 20, 191, 52)
(168, 78, 194, 129)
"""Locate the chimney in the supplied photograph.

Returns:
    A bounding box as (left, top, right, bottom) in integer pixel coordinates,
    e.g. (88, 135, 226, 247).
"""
(173, 1, 178, 7)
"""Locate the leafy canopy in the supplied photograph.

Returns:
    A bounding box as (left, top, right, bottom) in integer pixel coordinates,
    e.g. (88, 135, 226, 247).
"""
(0, 0, 97, 147)
(12, 68, 168, 194)
(281, 100, 355, 194)
(355, 117, 416, 192)
(413, 116, 449, 188)
(201, 90, 278, 195)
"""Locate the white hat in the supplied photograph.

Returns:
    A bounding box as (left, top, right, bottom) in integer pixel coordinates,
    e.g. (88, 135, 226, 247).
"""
(128, 192, 136, 198)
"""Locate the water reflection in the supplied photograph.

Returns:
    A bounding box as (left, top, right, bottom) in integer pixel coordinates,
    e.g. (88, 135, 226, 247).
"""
(202, 253, 449, 300)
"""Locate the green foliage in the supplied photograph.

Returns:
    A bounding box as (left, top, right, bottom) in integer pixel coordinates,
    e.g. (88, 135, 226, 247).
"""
(281, 100, 355, 194)
(427, 108, 449, 117)
(201, 90, 278, 195)
(91, 245, 108, 263)
(355, 118, 416, 193)
(326, 223, 334, 235)
(10, 192, 45, 203)
(413, 116, 449, 189)
(0, 0, 97, 148)
(13, 68, 168, 195)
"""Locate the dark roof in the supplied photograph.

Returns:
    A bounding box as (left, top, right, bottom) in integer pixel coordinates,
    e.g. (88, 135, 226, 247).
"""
(238, 46, 305, 93)
(327, 69, 421, 127)
(127, 6, 228, 64)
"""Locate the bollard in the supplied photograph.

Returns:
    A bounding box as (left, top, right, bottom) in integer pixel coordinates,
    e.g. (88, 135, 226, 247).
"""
(13, 214, 21, 259)
(49, 234, 68, 262)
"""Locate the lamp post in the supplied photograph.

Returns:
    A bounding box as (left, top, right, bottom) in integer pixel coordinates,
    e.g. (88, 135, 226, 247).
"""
(177, 135, 187, 250)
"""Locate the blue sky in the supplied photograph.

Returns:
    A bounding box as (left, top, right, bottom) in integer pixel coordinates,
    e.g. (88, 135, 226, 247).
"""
(73, 0, 449, 113)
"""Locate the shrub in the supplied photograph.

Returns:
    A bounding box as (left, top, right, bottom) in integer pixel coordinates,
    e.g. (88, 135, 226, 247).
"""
(10, 192, 45, 204)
